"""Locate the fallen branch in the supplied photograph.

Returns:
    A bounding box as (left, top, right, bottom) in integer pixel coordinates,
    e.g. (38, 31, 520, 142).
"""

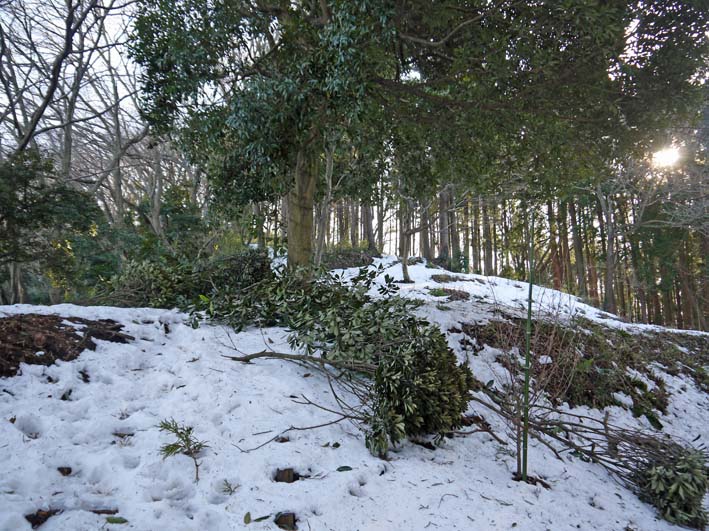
(222, 350, 377, 373)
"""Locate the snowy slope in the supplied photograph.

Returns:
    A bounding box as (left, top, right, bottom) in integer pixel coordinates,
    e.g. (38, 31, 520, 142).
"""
(1, 261, 707, 531)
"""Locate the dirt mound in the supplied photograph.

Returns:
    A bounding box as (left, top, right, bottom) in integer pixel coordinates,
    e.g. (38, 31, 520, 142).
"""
(0, 313, 134, 377)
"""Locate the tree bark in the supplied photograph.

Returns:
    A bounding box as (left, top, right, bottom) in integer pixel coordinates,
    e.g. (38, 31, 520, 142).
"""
(399, 201, 412, 282)
(596, 188, 616, 313)
(350, 200, 359, 248)
(463, 199, 470, 272)
(482, 199, 494, 276)
(558, 201, 572, 292)
(314, 144, 334, 266)
(568, 201, 587, 298)
(438, 188, 450, 266)
(420, 205, 433, 261)
(450, 187, 461, 271)
(472, 197, 481, 274)
(362, 202, 378, 255)
(547, 201, 562, 290)
(287, 146, 318, 269)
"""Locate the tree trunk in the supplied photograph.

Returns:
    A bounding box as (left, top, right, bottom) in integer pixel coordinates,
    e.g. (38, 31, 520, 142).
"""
(363, 202, 378, 255)
(463, 199, 470, 273)
(287, 147, 318, 269)
(547, 201, 563, 290)
(421, 206, 433, 261)
(399, 201, 412, 282)
(628, 230, 648, 323)
(350, 200, 359, 248)
(149, 146, 164, 239)
(700, 233, 709, 330)
(254, 203, 266, 249)
(377, 192, 384, 252)
(482, 200, 494, 276)
(336, 201, 346, 246)
(280, 196, 288, 243)
(596, 188, 616, 313)
(314, 144, 334, 266)
(568, 201, 587, 298)
(9, 262, 24, 304)
(679, 240, 698, 330)
(472, 197, 481, 274)
(558, 201, 572, 293)
(450, 188, 461, 271)
(438, 188, 450, 266)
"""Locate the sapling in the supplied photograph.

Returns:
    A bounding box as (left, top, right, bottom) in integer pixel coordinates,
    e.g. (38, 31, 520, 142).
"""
(522, 208, 535, 482)
(158, 419, 208, 482)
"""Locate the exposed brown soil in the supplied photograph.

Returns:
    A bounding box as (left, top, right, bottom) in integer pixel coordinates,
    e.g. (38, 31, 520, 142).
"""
(440, 288, 470, 301)
(0, 313, 134, 378)
(24, 509, 60, 529)
(431, 274, 463, 283)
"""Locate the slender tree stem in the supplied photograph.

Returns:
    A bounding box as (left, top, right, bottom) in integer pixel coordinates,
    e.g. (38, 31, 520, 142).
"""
(522, 208, 535, 481)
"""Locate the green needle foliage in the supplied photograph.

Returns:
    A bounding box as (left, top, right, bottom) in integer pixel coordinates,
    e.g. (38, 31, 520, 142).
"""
(158, 419, 209, 481)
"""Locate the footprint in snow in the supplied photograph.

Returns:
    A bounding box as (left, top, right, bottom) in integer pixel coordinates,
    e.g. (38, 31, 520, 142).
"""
(13, 414, 44, 439)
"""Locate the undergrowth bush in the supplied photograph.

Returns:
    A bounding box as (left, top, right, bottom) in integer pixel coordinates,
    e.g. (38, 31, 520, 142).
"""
(319, 246, 377, 270)
(204, 265, 476, 455)
(639, 450, 708, 529)
(471, 317, 672, 429)
(101, 248, 271, 309)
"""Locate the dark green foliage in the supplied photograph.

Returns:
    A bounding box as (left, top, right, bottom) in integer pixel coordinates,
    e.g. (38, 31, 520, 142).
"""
(366, 326, 477, 456)
(639, 450, 708, 529)
(427, 287, 450, 297)
(205, 266, 476, 455)
(102, 248, 272, 309)
(0, 151, 100, 267)
(319, 247, 377, 270)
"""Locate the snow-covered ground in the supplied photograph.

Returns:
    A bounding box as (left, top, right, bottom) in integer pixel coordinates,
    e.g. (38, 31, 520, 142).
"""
(1, 259, 707, 530)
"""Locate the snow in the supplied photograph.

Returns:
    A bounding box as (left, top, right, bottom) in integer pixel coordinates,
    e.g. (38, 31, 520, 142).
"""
(1, 260, 707, 530)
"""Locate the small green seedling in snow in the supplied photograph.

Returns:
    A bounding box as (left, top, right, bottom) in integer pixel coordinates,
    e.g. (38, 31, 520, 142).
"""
(222, 479, 239, 495)
(158, 418, 208, 482)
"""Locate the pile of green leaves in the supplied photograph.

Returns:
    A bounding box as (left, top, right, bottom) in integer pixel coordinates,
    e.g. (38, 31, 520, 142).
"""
(203, 266, 476, 455)
(102, 248, 272, 309)
(639, 451, 708, 529)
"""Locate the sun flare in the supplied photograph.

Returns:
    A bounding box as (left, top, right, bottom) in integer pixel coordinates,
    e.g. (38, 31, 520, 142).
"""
(652, 147, 680, 168)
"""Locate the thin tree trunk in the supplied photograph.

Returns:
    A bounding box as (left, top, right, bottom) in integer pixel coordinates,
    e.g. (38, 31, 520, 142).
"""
(399, 201, 412, 282)
(363, 202, 378, 255)
(547, 201, 563, 290)
(558, 201, 572, 293)
(421, 205, 433, 261)
(336, 201, 346, 246)
(150, 146, 164, 239)
(482, 200, 493, 276)
(438, 188, 450, 266)
(463, 199, 470, 273)
(377, 191, 384, 252)
(450, 188, 461, 271)
(350, 200, 359, 248)
(679, 239, 699, 330)
(596, 188, 616, 313)
(314, 144, 334, 266)
(254, 202, 266, 248)
(473, 197, 481, 274)
(568, 201, 587, 298)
